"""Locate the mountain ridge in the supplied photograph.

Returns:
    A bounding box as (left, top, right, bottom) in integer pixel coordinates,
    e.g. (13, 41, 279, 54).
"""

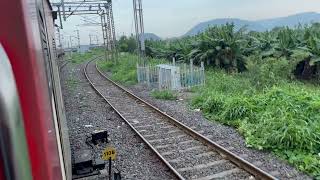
(142, 33, 162, 40)
(184, 12, 320, 36)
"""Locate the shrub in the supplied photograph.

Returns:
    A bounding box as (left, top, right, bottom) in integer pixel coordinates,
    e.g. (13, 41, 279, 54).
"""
(244, 56, 293, 88)
(70, 48, 104, 64)
(97, 53, 138, 85)
(97, 53, 166, 85)
(151, 90, 177, 100)
(191, 69, 320, 177)
(240, 86, 320, 151)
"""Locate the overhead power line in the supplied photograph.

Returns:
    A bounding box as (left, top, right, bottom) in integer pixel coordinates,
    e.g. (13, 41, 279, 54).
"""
(52, 0, 118, 61)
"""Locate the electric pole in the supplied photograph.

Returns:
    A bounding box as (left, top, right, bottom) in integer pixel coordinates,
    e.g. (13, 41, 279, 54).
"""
(69, 36, 72, 48)
(133, 0, 146, 65)
(96, 35, 99, 45)
(89, 34, 92, 45)
(100, 11, 109, 61)
(56, 26, 62, 49)
(75, 30, 80, 50)
(61, 34, 64, 48)
(52, 0, 117, 61)
(69, 35, 73, 57)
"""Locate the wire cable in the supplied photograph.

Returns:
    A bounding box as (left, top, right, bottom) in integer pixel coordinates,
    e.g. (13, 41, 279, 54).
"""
(66, 0, 86, 19)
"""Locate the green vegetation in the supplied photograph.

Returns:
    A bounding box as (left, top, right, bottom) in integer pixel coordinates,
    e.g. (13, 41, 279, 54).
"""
(97, 53, 166, 85)
(70, 48, 104, 64)
(191, 71, 320, 177)
(144, 23, 320, 177)
(146, 23, 320, 79)
(96, 23, 320, 177)
(97, 53, 138, 85)
(117, 35, 137, 53)
(151, 90, 177, 100)
(66, 78, 78, 91)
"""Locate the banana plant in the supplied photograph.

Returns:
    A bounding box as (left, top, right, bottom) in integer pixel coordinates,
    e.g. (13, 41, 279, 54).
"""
(275, 27, 297, 58)
(187, 23, 247, 72)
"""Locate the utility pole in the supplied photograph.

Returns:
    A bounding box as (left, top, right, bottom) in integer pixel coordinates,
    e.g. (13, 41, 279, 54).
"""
(75, 30, 80, 50)
(69, 36, 72, 48)
(89, 34, 92, 45)
(53, 0, 117, 61)
(61, 34, 64, 48)
(108, 1, 118, 61)
(56, 26, 62, 49)
(99, 1, 118, 62)
(105, 3, 112, 59)
(100, 11, 109, 61)
(133, 0, 146, 65)
(69, 36, 73, 57)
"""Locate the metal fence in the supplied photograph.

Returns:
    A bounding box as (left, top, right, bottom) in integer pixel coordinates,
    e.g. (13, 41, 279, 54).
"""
(137, 60, 205, 90)
(179, 61, 205, 89)
(137, 64, 159, 88)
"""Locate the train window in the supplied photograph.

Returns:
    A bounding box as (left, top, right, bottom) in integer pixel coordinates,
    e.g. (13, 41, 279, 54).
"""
(0, 44, 32, 180)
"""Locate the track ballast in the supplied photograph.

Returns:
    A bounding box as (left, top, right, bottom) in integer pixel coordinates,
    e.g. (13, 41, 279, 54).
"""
(84, 57, 276, 180)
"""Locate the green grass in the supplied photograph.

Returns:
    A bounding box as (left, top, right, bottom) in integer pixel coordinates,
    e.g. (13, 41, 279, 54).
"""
(151, 90, 177, 100)
(97, 53, 166, 85)
(97, 53, 138, 85)
(70, 48, 104, 64)
(191, 70, 320, 178)
(97, 52, 320, 177)
(66, 78, 78, 91)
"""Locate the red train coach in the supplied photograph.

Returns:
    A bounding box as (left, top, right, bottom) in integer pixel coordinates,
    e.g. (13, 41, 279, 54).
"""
(0, 0, 71, 179)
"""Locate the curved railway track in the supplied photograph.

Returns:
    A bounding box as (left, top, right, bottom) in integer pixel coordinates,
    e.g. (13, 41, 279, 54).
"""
(84, 57, 277, 180)
(59, 59, 71, 71)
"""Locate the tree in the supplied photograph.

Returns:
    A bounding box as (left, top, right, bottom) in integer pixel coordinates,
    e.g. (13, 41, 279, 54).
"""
(117, 35, 137, 53)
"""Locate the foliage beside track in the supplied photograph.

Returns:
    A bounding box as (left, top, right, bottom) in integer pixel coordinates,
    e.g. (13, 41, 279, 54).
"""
(65, 78, 79, 93)
(191, 70, 320, 177)
(97, 53, 166, 85)
(99, 23, 320, 177)
(141, 23, 320, 177)
(95, 52, 320, 177)
(70, 48, 104, 64)
(151, 90, 177, 100)
(146, 23, 320, 80)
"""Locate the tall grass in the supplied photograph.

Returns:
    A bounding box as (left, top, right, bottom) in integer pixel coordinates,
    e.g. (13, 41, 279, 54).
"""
(97, 52, 320, 177)
(97, 53, 166, 85)
(70, 48, 104, 64)
(97, 53, 138, 85)
(151, 90, 177, 100)
(191, 70, 320, 177)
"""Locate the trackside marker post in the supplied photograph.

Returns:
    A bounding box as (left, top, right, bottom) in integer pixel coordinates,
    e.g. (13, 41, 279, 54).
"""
(102, 146, 117, 180)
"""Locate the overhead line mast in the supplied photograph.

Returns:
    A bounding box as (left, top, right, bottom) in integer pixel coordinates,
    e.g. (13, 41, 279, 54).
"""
(133, 0, 146, 65)
(52, 0, 118, 61)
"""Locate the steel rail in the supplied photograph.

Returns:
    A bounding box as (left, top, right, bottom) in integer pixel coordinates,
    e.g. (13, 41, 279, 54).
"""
(59, 59, 71, 71)
(94, 60, 277, 180)
(84, 57, 185, 180)
(85, 57, 277, 180)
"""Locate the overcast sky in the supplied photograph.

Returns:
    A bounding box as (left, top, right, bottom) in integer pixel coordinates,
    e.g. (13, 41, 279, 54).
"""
(58, 0, 320, 46)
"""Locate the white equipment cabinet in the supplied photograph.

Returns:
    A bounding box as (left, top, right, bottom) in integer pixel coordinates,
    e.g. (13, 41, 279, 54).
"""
(156, 64, 181, 90)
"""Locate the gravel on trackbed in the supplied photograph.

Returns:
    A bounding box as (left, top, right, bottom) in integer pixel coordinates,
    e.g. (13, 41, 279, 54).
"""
(125, 84, 311, 180)
(59, 61, 176, 180)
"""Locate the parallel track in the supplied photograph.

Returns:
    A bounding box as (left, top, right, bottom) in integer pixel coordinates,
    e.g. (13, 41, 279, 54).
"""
(84, 57, 277, 180)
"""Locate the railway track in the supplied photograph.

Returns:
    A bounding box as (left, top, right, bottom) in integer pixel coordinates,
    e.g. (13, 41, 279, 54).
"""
(59, 59, 71, 71)
(84, 57, 277, 180)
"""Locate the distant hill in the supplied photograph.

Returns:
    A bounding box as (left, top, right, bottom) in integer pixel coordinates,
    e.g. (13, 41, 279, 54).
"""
(141, 33, 162, 41)
(258, 12, 320, 29)
(185, 12, 320, 36)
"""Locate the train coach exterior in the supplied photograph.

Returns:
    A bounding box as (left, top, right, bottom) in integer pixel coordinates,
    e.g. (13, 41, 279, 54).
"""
(0, 0, 71, 179)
